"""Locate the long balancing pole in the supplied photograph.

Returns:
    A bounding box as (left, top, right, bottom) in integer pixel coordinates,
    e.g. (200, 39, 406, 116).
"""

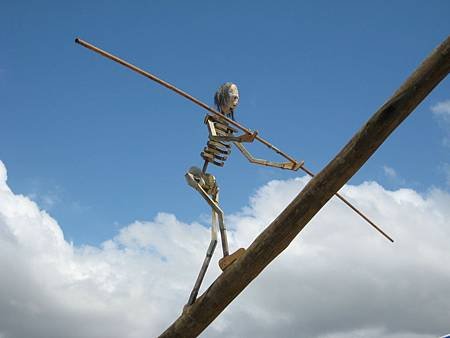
(74, 37, 393, 242)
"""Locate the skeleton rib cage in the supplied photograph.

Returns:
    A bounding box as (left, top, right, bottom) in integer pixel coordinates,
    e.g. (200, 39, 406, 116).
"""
(201, 114, 237, 167)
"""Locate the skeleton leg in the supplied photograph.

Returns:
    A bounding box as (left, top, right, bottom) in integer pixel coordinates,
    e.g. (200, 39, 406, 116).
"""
(185, 171, 229, 305)
(187, 218, 218, 305)
(212, 190, 229, 257)
(186, 171, 229, 257)
(201, 191, 229, 256)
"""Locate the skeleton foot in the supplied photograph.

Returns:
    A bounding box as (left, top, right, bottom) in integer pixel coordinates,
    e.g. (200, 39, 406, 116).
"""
(219, 248, 246, 271)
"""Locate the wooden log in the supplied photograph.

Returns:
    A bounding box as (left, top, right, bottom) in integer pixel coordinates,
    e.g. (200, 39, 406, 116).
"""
(158, 36, 450, 338)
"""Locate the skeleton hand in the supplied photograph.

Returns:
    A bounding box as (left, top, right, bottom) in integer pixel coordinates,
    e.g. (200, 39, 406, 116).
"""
(239, 130, 258, 143)
(291, 161, 303, 171)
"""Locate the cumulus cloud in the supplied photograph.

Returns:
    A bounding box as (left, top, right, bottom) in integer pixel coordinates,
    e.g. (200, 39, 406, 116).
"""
(383, 165, 397, 179)
(432, 100, 450, 121)
(0, 160, 449, 338)
(432, 100, 450, 188)
(432, 99, 450, 147)
(382, 165, 406, 186)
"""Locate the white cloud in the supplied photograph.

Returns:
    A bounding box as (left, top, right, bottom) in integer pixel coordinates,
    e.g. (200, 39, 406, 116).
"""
(431, 100, 450, 121)
(1, 160, 450, 338)
(25, 181, 62, 211)
(383, 165, 397, 179)
(382, 165, 406, 186)
(317, 328, 436, 338)
(432, 99, 450, 147)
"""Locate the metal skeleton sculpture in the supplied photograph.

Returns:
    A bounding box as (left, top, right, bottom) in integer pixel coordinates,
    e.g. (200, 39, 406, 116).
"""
(185, 83, 302, 305)
(74, 38, 394, 308)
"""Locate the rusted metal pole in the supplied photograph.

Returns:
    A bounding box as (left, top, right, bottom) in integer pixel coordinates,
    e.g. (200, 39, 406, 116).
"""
(300, 165, 393, 242)
(74, 38, 306, 166)
(158, 36, 450, 338)
(74, 38, 276, 155)
(75, 37, 393, 242)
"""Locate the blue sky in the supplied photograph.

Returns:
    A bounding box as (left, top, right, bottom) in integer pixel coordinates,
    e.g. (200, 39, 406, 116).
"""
(1, 0, 449, 247)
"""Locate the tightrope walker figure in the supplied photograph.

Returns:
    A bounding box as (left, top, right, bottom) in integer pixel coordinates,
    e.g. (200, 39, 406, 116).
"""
(185, 83, 302, 306)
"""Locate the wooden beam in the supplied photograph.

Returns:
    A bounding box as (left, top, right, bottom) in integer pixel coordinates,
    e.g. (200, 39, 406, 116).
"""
(158, 36, 450, 338)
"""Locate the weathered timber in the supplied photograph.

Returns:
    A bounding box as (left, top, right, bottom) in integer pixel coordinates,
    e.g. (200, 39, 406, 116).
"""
(158, 36, 450, 338)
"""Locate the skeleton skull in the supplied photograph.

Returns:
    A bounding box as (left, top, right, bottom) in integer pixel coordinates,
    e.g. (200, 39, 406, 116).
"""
(227, 84, 239, 111)
(214, 83, 239, 117)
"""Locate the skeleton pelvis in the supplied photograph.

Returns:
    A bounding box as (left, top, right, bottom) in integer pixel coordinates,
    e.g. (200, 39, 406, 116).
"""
(186, 166, 217, 194)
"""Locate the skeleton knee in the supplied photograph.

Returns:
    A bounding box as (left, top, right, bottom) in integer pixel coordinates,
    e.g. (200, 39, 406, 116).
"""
(185, 166, 205, 188)
(185, 166, 218, 195)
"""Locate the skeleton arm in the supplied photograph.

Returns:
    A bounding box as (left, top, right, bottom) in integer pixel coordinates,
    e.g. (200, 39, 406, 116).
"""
(233, 142, 304, 171)
(207, 119, 257, 143)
